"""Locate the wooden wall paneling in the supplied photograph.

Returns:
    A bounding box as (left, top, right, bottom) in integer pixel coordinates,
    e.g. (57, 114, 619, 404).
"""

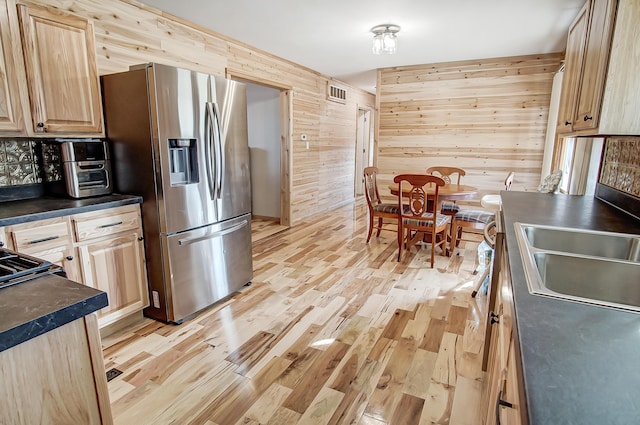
(19, 0, 375, 225)
(376, 53, 562, 204)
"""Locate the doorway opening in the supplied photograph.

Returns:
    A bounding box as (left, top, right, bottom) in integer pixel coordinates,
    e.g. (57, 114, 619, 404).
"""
(227, 71, 292, 230)
(354, 107, 373, 196)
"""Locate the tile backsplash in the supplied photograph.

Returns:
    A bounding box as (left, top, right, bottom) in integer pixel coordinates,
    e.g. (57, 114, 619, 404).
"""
(0, 139, 42, 187)
(599, 137, 640, 198)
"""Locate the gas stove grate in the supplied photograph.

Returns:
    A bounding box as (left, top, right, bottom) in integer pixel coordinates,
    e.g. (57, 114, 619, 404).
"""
(0, 248, 55, 288)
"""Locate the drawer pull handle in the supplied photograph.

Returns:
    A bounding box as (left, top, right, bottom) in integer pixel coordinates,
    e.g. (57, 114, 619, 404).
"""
(584, 114, 593, 121)
(66, 255, 74, 261)
(490, 311, 500, 325)
(99, 221, 123, 228)
(29, 235, 59, 245)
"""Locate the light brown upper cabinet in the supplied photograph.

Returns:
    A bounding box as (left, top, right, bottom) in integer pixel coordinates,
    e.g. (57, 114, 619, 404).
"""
(557, 0, 640, 136)
(14, 1, 104, 136)
(0, 1, 27, 134)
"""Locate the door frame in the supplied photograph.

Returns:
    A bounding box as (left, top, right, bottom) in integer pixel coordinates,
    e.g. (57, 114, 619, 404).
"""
(354, 106, 373, 197)
(225, 70, 292, 227)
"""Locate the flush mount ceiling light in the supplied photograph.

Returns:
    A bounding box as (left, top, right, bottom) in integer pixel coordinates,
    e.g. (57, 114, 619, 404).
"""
(371, 24, 400, 55)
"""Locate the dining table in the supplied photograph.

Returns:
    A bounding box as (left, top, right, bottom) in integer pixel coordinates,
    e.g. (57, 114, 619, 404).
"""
(388, 182, 478, 201)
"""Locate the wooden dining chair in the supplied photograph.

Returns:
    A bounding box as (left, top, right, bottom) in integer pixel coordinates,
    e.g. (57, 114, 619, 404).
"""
(426, 166, 466, 184)
(427, 166, 467, 216)
(364, 167, 404, 243)
(450, 171, 514, 252)
(394, 174, 450, 267)
(480, 171, 515, 211)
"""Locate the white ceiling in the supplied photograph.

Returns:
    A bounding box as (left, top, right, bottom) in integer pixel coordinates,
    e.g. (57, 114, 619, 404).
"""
(139, 0, 583, 93)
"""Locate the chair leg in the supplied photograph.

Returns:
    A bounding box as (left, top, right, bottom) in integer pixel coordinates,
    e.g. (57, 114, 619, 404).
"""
(450, 221, 458, 255)
(376, 217, 383, 237)
(430, 229, 436, 268)
(366, 212, 374, 243)
(397, 223, 403, 262)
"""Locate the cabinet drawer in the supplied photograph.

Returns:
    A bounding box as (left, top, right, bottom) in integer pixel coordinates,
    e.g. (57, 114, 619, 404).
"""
(74, 211, 140, 242)
(11, 221, 71, 253)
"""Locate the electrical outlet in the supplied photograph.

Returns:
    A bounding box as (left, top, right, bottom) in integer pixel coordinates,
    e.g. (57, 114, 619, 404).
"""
(152, 290, 160, 308)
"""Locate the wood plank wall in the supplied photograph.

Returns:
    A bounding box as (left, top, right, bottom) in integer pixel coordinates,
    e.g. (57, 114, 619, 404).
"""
(23, 0, 375, 226)
(375, 53, 563, 205)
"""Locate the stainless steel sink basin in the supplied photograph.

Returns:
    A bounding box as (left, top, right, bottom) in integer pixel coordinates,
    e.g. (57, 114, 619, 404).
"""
(522, 224, 640, 262)
(533, 252, 640, 310)
(515, 223, 640, 313)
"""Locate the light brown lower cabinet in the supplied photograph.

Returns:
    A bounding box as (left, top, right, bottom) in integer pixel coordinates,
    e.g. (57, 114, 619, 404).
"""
(77, 231, 149, 327)
(483, 243, 527, 425)
(2, 203, 149, 328)
(0, 314, 113, 424)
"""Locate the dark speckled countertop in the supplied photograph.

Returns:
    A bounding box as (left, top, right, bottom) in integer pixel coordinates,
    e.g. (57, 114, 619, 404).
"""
(0, 193, 142, 226)
(0, 193, 141, 352)
(0, 273, 107, 352)
(501, 192, 640, 425)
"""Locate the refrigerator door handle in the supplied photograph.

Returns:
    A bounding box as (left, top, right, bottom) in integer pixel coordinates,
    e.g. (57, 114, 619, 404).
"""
(211, 102, 224, 199)
(177, 220, 248, 246)
(205, 102, 217, 200)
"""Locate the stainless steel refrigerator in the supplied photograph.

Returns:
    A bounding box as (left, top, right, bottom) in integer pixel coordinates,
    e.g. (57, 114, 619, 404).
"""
(101, 63, 252, 323)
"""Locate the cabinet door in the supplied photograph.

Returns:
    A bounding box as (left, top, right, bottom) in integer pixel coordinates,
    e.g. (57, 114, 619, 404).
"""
(0, 1, 26, 134)
(556, 2, 589, 134)
(16, 1, 103, 135)
(31, 246, 82, 283)
(78, 232, 149, 327)
(572, 0, 617, 132)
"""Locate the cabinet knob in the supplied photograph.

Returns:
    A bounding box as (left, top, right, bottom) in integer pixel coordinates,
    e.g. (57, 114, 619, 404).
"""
(36, 122, 46, 132)
(66, 255, 74, 261)
(564, 121, 571, 126)
(584, 115, 593, 121)
(490, 311, 500, 325)
(0, 241, 4, 247)
(137, 236, 144, 241)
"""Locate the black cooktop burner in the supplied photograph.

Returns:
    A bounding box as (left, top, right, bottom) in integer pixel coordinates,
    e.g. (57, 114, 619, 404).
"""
(0, 248, 55, 288)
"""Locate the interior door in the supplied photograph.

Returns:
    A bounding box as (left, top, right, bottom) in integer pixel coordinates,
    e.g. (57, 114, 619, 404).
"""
(354, 108, 371, 196)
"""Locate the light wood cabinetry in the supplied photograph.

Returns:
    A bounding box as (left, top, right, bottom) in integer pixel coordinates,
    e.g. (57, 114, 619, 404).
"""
(2, 204, 148, 327)
(3, 216, 82, 282)
(0, 0, 103, 136)
(73, 205, 149, 327)
(483, 244, 526, 425)
(0, 313, 113, 425)
(0, 0, 28, 134)
(557, 0, 640, 136)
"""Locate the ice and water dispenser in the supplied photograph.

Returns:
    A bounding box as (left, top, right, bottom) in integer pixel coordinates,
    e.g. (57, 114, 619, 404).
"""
(168, 138, 199, 186)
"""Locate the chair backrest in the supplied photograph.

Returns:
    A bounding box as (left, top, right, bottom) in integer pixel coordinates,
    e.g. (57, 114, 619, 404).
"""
(426, 166, 466, 185)
(393, 174, 445, 219)
(363, 166, 381, 207)
(537, 170, 563, 193)
(504, 172, 515, 191)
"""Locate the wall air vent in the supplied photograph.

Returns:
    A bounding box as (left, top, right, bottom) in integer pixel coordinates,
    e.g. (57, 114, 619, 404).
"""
(327, 83, 347, 104)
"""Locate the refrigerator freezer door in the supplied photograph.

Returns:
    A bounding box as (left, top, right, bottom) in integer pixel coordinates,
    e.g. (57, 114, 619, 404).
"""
(163, 213, 253, 322)
(212, 76, 252, 222)
(151, 64, 218, 234)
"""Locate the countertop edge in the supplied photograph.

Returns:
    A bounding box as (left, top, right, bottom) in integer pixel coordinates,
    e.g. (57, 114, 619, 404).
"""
(0, 275, 108, 353)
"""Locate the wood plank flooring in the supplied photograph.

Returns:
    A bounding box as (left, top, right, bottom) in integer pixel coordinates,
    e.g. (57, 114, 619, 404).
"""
(102, 201, 489, 425)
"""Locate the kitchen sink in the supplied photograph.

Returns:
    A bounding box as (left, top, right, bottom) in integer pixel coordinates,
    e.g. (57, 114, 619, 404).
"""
(522, 224, 640, 262)
(515, 223, 640, 313)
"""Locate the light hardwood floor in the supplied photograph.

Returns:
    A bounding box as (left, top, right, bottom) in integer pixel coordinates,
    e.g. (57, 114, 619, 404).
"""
(102, 201, 488, 425)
